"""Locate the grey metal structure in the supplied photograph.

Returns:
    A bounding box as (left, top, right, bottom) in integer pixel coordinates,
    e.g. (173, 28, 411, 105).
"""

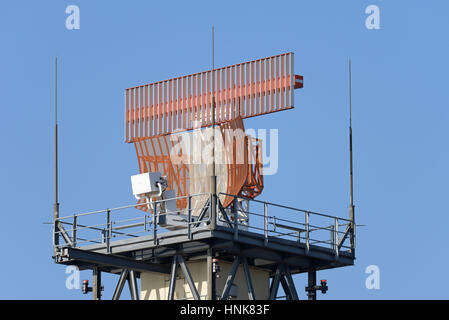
(52, 55, 356, 300)
(53, 192, 355, 300)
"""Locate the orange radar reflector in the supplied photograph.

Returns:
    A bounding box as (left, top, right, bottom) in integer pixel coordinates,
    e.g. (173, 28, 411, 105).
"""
(125, 52, 303, 142)
(134, 116, 263, 213)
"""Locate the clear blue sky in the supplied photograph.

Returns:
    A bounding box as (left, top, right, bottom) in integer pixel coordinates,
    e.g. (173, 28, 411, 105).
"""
(1, 0, 448, 299)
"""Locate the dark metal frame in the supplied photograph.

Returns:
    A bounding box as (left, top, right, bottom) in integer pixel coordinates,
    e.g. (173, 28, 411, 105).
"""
(53, 194, 355, 300)
(109, 269, 140, 300)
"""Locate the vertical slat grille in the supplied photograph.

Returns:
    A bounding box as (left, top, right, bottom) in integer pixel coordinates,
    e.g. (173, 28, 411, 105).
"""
(125, 52, 298, 142)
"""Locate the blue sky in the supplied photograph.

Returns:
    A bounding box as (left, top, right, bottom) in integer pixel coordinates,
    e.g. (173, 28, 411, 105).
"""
(0, 0, 448, 299)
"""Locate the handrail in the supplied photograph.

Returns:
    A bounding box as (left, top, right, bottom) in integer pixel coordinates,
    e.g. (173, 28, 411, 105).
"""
(53, 192, 354, 255)
(218, 192, 352, 222)
(57, 192, 211, 220)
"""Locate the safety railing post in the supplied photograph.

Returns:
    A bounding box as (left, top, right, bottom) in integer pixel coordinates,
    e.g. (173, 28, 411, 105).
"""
(106, 209, 111, 253)
(354, 225, 356, 249)
(334, 217, 339, 257)
(210, 193, 213, 224)
(53, 220, 57, 250)
(264, 202, 268, 246)
(351, 221, 356, 255)
(72, 215, 77, 248)
(233, 197, 238, 241)
(211, 191, 217, 229)
(153, 202, 158, 245)
(330, 224, 334, 250)
(188, 195, 192, 240)
(305, 211, 310, 253)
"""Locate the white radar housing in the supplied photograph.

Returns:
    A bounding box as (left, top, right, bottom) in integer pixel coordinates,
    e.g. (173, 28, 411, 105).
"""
(131, 172, 162, 197)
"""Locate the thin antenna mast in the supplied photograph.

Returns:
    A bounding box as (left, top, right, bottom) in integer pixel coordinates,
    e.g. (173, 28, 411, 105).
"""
(348, 58, 355, 255)
(54, 56, 60, 249)
(210, 26, 217, 230)
(208, 26, 218, 301)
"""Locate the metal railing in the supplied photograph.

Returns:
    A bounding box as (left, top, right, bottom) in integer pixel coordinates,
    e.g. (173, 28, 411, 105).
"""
(54, 193, 212, 252)
(217, 193, 354, 255)
(54, 192, 354, 255)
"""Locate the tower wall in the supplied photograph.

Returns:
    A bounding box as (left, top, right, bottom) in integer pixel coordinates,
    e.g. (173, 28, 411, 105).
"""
(140, 260, 270, 300)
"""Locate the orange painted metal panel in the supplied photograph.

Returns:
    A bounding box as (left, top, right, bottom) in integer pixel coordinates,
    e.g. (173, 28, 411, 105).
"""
(125, 52, 302, 142)
(133, 116, 263, 211)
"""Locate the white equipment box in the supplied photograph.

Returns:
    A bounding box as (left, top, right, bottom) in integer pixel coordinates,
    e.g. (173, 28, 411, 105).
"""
(131, 172, 162, 196)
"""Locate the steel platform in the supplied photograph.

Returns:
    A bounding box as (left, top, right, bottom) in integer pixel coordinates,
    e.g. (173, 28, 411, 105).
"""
(53, 193, 355, 300)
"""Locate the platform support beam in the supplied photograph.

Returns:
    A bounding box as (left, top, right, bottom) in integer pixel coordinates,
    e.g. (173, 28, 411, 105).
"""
(128, 270, 139, 300)
(112, 269, 129, 300)
(206, 248, 216, 300)
(242, 257, 256, 300)
(168, 256, 177, 300)
(284, 265, 299, 300)
(307, 269, 317, 300)
(269, 264, 299, 300)
(221, 256, 240, 300)
(92, 266, 101, 300)
(280, 277, 291, 300)
(178, 255, 200, 300)
(269, 265, 282, 300)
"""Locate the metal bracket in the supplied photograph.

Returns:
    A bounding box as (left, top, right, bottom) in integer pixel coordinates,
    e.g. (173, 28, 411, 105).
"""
(269, 264, 299, 300)
(217, 199, 233, 229)
(337, 225, 351, 250)
(193, 198, 211, 228)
